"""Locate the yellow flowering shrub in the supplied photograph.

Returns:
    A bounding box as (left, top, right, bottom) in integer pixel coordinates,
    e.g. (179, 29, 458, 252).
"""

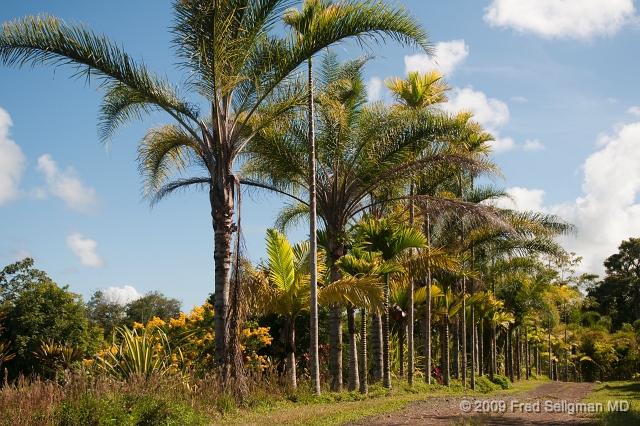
(240, 326, 273, 372)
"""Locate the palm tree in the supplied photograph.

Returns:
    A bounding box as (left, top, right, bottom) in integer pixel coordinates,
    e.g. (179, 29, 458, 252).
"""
(356, 216, 426, 389)
(336, 248, 400, 392)
(243, 52, 494, 390)
(248, 229, 384, 389)
(0, 0, 429, 376)
(383, 69, 450, 386)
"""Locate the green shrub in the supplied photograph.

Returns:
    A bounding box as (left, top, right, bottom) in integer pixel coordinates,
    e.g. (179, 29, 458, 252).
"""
(490, 374, 511, 390)
(475, 376, 501, 394)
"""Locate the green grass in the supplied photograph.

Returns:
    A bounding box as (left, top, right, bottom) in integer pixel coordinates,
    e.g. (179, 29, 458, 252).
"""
(583, 380, 640, 426)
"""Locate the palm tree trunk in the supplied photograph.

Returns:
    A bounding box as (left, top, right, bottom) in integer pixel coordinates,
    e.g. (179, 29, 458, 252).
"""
(478, 321, 483, 377)
(452, 317, 459, 379)
(470, 305, 475, 390)
(285, 319, 297, 390)
(548, 320, 552, 380)
(424, 215, 432, 384)
(515, 327, 521, 381)
(425, 277, 432, 384)
(211, 186, 234, 370)
(461, 283, 467, 388)
(372, 313, 383, 383)
(407, 190, 414, 386)
(330, 304, 343, 392)
(382, 274, 392, 389)
(307, 57, 320, 396)
(442, 315, 450, 386)
(489, 325, 495, 381)
(347, 306, 359, 391)
(399, 322, 405, 378)
(328, 233, 344, 392)
(360, 308, 368, 394)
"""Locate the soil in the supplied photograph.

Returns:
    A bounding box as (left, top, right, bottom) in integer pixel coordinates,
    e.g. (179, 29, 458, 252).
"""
(343, 381, 597, 426)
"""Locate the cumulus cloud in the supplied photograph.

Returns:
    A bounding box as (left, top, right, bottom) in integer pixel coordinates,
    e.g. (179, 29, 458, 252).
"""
(36, 154, 98, 214)
(509, 121, 640, 275)
(366, 76, 383, 102)
(103, 285, 142, 305)
(441, 87, 515, 153)
(627, 106, 640, 117)
(404, 39, 469, 76)
(496, 187, 547, 212)
(483, 0, 636, 40)
(0, 108, 26, 205)
(523, 139, 545, 151)
(66, 233, 104, 267)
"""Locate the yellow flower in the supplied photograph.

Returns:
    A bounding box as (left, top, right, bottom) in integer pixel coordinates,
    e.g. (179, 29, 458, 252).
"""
(170, 312, 188, 328)
(133, 322, 144, 330)
(146, 316, 166, 329)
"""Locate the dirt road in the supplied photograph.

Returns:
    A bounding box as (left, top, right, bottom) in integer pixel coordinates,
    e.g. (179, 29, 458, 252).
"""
(343, 381, 596, 425)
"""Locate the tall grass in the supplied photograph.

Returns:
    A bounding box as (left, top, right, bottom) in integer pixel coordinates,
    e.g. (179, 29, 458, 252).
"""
(0, 368, 296, 426)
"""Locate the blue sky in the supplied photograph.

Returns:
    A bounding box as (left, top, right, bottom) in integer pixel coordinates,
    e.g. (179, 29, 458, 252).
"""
(2, 0, 640, 310)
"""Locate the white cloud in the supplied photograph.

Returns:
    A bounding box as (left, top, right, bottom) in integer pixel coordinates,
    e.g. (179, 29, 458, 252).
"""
(404, 39, 469, 76)
(66, 233, 104, 267)
(10, 248, 32, 261)
(627, 106, 640, 117)
(484, 0, 636, 40)
(0, 107, 26, 205)
(366, 76, 383, 102)
(496, 187, 547, 212)
(523, 139, 545, 151)
(441, 87, 514, 153)
(512, 121, 640, 275)
(511, 96, 528, 103)
(103, 285, 142, 305)
(36, 154, 98, 214)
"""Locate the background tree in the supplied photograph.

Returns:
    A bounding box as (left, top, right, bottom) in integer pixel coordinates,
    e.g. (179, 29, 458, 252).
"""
(124, 291, 182, 326)
(589, 237, 640, 330)
(0, 259, 93, 379)
(86, 290, 127, 338)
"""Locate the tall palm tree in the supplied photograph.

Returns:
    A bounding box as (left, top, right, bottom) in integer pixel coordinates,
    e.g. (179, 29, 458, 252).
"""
(0, 0, 429, 375)
(383, 69, 450, 386)
(248, 229, 384, 389)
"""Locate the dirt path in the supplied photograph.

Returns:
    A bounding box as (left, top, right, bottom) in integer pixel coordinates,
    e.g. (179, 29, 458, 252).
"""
(343, 381, 596, 426)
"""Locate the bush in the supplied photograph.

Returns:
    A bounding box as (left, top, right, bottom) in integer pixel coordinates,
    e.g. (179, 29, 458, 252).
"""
(475, 376, 501, 394)
(490, 374, 511, 390)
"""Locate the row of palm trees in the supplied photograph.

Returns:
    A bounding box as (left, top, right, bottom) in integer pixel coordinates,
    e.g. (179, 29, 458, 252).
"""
(0, 0, 577, 394)
(0, 0, 432, 390)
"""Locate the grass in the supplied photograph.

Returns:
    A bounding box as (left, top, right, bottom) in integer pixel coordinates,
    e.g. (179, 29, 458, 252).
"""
(0, 369, 550, 426)
(583, 380, 640, 426)
(217, 376, 549, 426)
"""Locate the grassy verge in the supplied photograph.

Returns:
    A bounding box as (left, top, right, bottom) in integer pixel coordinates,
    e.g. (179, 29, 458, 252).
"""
(217, 377, 549, 426)
(583, 380, 640, 426)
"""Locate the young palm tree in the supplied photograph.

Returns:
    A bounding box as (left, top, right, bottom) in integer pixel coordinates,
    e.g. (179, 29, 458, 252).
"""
(336, 248, 400, 392)
(356, 217, 426, 389)
(0, 0, 430, 376)
(248, 229, 384, 389)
